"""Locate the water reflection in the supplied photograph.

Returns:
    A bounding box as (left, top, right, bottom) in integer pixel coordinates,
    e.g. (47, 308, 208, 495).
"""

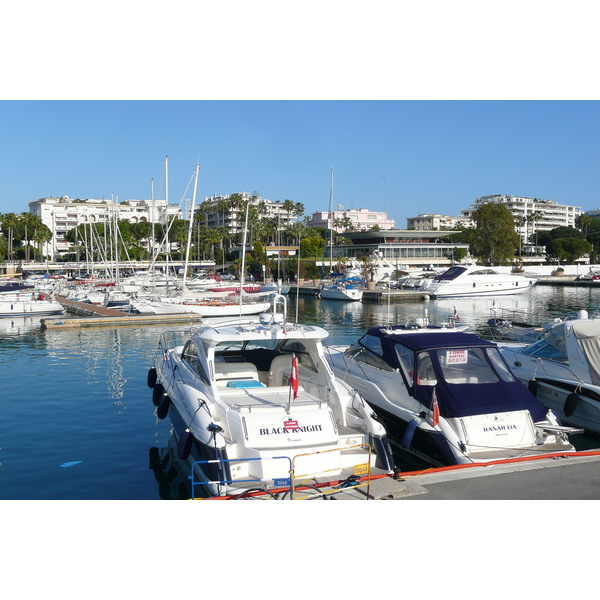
(148, 431, 192, 500)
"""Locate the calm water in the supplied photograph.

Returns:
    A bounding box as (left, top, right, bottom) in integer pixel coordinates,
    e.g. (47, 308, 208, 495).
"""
(2, 284, 600, 500)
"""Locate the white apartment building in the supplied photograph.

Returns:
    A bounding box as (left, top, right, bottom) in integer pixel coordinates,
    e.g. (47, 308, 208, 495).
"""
(197, 192, 298, 235)
(308, 208, 395, 232)
(461, 195, 582, 243)
(406, 213, 473, 230)
(29, 196, 182, 257)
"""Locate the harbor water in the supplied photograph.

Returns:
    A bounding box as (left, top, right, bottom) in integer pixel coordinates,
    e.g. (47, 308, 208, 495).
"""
(2, 284, 600, 500)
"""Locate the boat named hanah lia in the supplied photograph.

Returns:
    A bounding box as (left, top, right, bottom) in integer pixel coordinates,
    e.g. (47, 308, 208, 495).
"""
(148, 293, 395, 498)
(427, 264, 538, 298)
(326, 324, 581, 468)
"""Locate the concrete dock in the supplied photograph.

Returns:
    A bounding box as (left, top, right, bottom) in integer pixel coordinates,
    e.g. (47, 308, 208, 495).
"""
(41, 297, 204, 329)
(386, 451, 600, 500)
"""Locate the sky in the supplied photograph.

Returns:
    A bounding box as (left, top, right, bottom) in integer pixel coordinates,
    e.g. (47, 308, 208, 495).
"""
(2, 3, 600, 232)
(2, 100, 600, 229)
(4, 2, 600, 584)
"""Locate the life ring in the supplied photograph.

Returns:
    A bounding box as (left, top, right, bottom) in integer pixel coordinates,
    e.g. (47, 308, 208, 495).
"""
(528, 379, 538, 396)
(178, 430, 193, 460)
(156, 394, 171, 419)
(147, 367, 157, 389)
(152, 383, 164, 406)
(564, 393, 580, 418)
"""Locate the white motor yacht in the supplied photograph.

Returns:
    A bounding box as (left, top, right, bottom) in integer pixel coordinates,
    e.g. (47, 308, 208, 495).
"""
(0, 292, 64, 317)
(497, 312, 600, 434)
(427, 265, 538, 298)
(148, 294, 395, 498)
(320, 277, 364, 301)
(326, 324, 580, 468)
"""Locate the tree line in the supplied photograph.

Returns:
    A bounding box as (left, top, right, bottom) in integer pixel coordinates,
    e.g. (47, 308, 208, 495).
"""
(443, 203, 597, 266)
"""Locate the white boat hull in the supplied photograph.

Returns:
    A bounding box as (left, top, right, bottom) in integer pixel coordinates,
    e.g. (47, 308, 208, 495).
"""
(0, 300, 64, 317)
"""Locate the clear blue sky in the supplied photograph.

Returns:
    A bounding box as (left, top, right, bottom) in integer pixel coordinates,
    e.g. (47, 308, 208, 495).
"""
(1, 100, 599, 228)
(2, 5, 599, 230)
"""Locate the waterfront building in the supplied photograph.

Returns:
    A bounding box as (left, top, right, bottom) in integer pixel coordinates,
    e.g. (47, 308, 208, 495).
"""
(406, 213, 473, 230)
(29, 196, 182, 258)
(196, 192, 298, 235)
(329, 229, 470, 270)
(308, 208, 395, 232)
(461, 194, 582, 243)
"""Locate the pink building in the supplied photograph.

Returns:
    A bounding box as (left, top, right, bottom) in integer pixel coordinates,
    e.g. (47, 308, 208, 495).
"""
(309, 208, 395, 232)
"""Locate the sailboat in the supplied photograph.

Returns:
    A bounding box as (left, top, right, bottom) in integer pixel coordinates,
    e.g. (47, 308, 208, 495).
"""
(131, 167, 270, 317)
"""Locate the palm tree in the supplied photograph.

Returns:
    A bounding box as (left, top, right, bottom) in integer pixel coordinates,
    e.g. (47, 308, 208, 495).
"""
(514, 215, 527, 257)
(282, 199, 295, 227)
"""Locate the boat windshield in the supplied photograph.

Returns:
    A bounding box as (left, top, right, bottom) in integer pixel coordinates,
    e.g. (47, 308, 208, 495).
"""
(434, 266, 466, 281)
(434, 347, 501, 384)
(522, 328, 569, 364)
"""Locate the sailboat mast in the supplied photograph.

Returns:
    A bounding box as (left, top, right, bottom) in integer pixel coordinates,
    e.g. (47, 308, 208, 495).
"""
(238, 203, 250, 321)
(329, 167, 334, 272)
(165, 156, 169, 294)
(182, 164, 200, 290)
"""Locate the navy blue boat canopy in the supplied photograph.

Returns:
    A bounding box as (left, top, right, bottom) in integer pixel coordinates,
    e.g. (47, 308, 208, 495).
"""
(357, 328, 549, 422)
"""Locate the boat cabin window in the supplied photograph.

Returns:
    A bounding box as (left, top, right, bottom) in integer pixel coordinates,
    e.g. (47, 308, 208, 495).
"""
(471, 269, 499, 276)
(435, 347, 499, 384)
(394, 344, 415, 386)
(486, 347, 516, 382)
(522, 328, 568, 364)
(359, 334, 386, 357)
(280, 340, 317, 373)
(182, 341, 210, 384)
(434, 266, 466, 281)
(417, 353, 437, 386)
(354, 347, 395, 371)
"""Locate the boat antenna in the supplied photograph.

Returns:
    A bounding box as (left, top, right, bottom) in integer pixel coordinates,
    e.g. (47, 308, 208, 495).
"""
(238, 202, 250, 327)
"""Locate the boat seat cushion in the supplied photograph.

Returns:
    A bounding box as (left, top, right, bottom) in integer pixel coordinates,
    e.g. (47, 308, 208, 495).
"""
(226, 379, 265, 389)
(269, 354, 293, 386)
(214, 361, 259, 386)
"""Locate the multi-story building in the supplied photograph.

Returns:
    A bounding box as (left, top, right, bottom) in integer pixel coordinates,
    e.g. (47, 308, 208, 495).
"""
(406, 213, 473, 230)
(461, 195, 582, 243)
(308, 208, 395, 232)
(196, 192, 298, 235)
(29, 196, 181, 257)
(331, 229, 470, 269)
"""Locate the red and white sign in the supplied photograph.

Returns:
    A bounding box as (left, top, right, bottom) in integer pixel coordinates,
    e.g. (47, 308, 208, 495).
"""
(284, 420, 299, 429)
(446, 349, 468, 365)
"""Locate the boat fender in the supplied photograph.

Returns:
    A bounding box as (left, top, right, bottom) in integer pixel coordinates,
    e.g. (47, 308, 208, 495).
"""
(528, 379, 538, 396)
(152, 383, 165, 406)
(178, 429, 193, 460)
(564, 393, 580, 418)
(156, 394, 171, 419)
(401, 419, 419, 448)
(147, 367, 157, 389)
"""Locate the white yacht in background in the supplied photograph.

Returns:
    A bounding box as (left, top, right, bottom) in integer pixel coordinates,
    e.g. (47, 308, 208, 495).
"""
(0, 292, 64, 317)
(427, 264, 538, 298)
(320, 277, 364, 301)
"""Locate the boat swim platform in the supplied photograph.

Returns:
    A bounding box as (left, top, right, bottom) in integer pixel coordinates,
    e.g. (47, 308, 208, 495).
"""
(41, 297, 204, 329)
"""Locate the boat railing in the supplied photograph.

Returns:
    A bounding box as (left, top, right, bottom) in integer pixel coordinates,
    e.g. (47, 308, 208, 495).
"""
(189, 443, 373, 500)
(190, 455, 293, 499)
(158, 329, 194, 353)
(488, 307, 544, 326)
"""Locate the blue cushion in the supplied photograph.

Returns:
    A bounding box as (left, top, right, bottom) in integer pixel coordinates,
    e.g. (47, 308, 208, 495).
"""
(226, 379, 265, 388)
